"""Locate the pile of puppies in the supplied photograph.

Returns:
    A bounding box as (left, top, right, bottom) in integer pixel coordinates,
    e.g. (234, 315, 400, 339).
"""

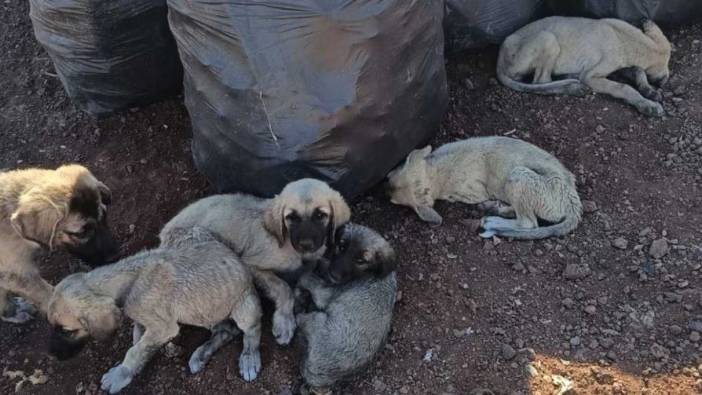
(0, 16, 671, 395)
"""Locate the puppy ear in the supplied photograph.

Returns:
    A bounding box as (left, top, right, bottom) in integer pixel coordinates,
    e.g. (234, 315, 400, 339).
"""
(263, 195, 287, 247)
(407, 146, 432, 163)
(96, 181, 112, 206)
(415, 206, 442, 225)
(328, 191, 351, 238)
(11, 195, 66, 249)
(79, 297, 121, 341)
(371, 250, 397, 278)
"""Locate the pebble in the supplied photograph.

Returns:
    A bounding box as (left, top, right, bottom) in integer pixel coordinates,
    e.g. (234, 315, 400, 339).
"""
(563, 264, 590, 280)
(584, 305, 597, 315)
(649, 239, 670, 259)
(569, 336, 581, 347)
(562, 298, 575, 309)
(691, 332, 701, 343)
(582, 200, 598, 213)
(501, 343, 517, 360)
(612, 237, 628, 250)
(670, 325, 683, 335)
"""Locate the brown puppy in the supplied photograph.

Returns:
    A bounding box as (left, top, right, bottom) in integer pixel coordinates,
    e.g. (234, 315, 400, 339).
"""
(0, 165, 117, 323)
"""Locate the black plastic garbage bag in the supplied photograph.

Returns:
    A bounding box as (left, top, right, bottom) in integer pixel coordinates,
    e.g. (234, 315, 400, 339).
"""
(444, 0, 548, 52)
(547, 0, 702, 26)
(29, 0, 182, 114)
(168, 0, 447, 199)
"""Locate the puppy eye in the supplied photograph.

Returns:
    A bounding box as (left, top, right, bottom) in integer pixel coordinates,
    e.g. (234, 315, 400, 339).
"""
(66, 224, 94, 239)
(285, 212, 300, 222)
(313, 210, 328, 221)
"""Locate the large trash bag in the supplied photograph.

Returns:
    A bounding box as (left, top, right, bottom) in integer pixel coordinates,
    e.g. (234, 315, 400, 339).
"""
(547, 0, 702, 26)
(444, 0, 548, 52)
(29, 0, 182, 114)
(167, 0, 448, 199)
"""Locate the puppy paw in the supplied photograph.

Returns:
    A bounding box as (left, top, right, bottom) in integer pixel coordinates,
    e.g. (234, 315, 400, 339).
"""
(569, 83, 589, 97)
(272, 312, 296, 345)
(239, 350, 261, 381)
(638, 100, 664, 117)
(1, 297, 36, 324)
(101, 364, 134, 394)
(479, 230, 496, 239)
(188, 347, 208, 374)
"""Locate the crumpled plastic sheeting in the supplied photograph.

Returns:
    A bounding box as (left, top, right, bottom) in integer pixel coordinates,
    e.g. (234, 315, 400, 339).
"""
(444, 0, 548, 51)
(168, 0, 448, 198)
(29, 0, 182, 114)
(547, 0, 702, 26)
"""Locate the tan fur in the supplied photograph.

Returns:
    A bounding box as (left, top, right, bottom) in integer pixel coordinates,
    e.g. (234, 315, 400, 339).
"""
(0, 165, 112, 322)
(161, 179, 351, 345)
(387, 137, 582, 240)
(497, 17, 671, 117)
(48, 227, 263, 393)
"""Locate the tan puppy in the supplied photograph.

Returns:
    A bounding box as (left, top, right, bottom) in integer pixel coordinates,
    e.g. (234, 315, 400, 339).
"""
(161, 178, 351, 345)
(387, 137, 582, 240)
(47, 227, 262, 394)
(0, 165, 117, 323)
(498, 17, 671, 117)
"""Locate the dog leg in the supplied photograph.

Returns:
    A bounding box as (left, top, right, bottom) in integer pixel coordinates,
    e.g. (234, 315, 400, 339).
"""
(0, 288, 36, 324)
(132, 324, 144, 345)
(189, 321, 240, 374)
(252, 270, 296, 345)
(296, 274, 334, 310)
(584, 75, 663, 117)
(230, 290, 262, 382)
(101, 324, 178, 394)
(620, 67, 662, 101)
(477, 201, 516, 218)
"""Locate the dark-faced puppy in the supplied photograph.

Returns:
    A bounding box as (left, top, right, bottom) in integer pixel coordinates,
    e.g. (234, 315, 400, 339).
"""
(318, 225, 396, 285)
(295, 223, 397, 393)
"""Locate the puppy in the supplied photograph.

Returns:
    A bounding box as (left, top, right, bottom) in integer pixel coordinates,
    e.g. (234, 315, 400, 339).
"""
(387, 136, 582, 240)
(0, 165, 117, 323)
(497, 17, 670, 117)
(47, 227, 262, 394)
(296, 223, 397, 394)
(161, 178, 351, 345)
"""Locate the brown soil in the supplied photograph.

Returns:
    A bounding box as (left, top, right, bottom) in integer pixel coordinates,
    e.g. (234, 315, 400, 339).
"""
(2, 2, 702, 394)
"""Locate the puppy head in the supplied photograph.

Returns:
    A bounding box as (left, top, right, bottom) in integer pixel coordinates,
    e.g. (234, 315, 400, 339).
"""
(47, 273, 122, 360)
(264, 179, 350, 254)
(642, 20, 671, 87)
(11, 165, 118, 266)
(320, 228, 396, 285)
(386, 146, 442, 225)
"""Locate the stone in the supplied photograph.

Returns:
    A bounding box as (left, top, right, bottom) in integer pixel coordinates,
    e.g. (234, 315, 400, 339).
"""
(649, 239, 670, 259)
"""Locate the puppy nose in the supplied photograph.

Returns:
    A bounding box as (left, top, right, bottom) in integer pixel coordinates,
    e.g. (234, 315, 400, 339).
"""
(299, 239, 315, 251)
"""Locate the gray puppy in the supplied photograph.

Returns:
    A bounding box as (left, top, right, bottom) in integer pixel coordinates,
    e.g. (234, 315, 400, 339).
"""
(47, 227, 262, 394)
(295, 223, 397, 394)
(161, 179, 351, 346)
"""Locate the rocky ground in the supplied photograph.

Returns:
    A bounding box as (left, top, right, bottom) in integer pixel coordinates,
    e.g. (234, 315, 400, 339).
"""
(1, 2, 702, 394)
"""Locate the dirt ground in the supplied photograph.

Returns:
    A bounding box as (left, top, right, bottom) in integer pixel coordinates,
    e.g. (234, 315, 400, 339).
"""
(2, 2, 702, 394)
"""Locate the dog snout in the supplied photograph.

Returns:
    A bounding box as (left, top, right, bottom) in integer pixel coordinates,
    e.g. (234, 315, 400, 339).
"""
(49, 330, 88, 361)
(297, 239, 316, 252)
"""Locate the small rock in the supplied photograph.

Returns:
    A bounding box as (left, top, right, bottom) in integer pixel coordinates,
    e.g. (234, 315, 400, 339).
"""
(563, 264, 590, 280)
(582, 200, 598, 213)
(600, 338, 614, 349)
(562, 298, 575, 309)
(569, 336, 581, 347)
(670, 325, 683, 335)
(164, 342, 183, 358)
(691, 332, 701, 342)
(584, 305, 597, 315)
(501, 343, 517, 360)
(664, 292, 683, 303)
(649, 239, 670, 259)
(612, 237, 628, 250)
(688, 319, 702, 332)
(400, 386, 410, 394)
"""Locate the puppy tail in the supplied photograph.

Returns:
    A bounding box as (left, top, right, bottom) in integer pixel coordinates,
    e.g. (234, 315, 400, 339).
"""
(491, 213, 580, 240)
(496, 47, 588, 97)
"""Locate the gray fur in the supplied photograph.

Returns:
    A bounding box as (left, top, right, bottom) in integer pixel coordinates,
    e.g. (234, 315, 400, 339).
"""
(497, 17, 671, 117)
(387, 137, 582, 240)
(47, 227, 262, 394)
(296, 224, 397, 392)
(161, 179, 351, 345)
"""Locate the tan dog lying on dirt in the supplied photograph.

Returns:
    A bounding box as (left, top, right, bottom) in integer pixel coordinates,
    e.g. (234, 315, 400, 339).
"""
(497, 17, 671, 117)
(0, 165, 117, 323)
(47, 227, 263, 394)
(161, 179, 351, 346)
(386, 136, 582, 240)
